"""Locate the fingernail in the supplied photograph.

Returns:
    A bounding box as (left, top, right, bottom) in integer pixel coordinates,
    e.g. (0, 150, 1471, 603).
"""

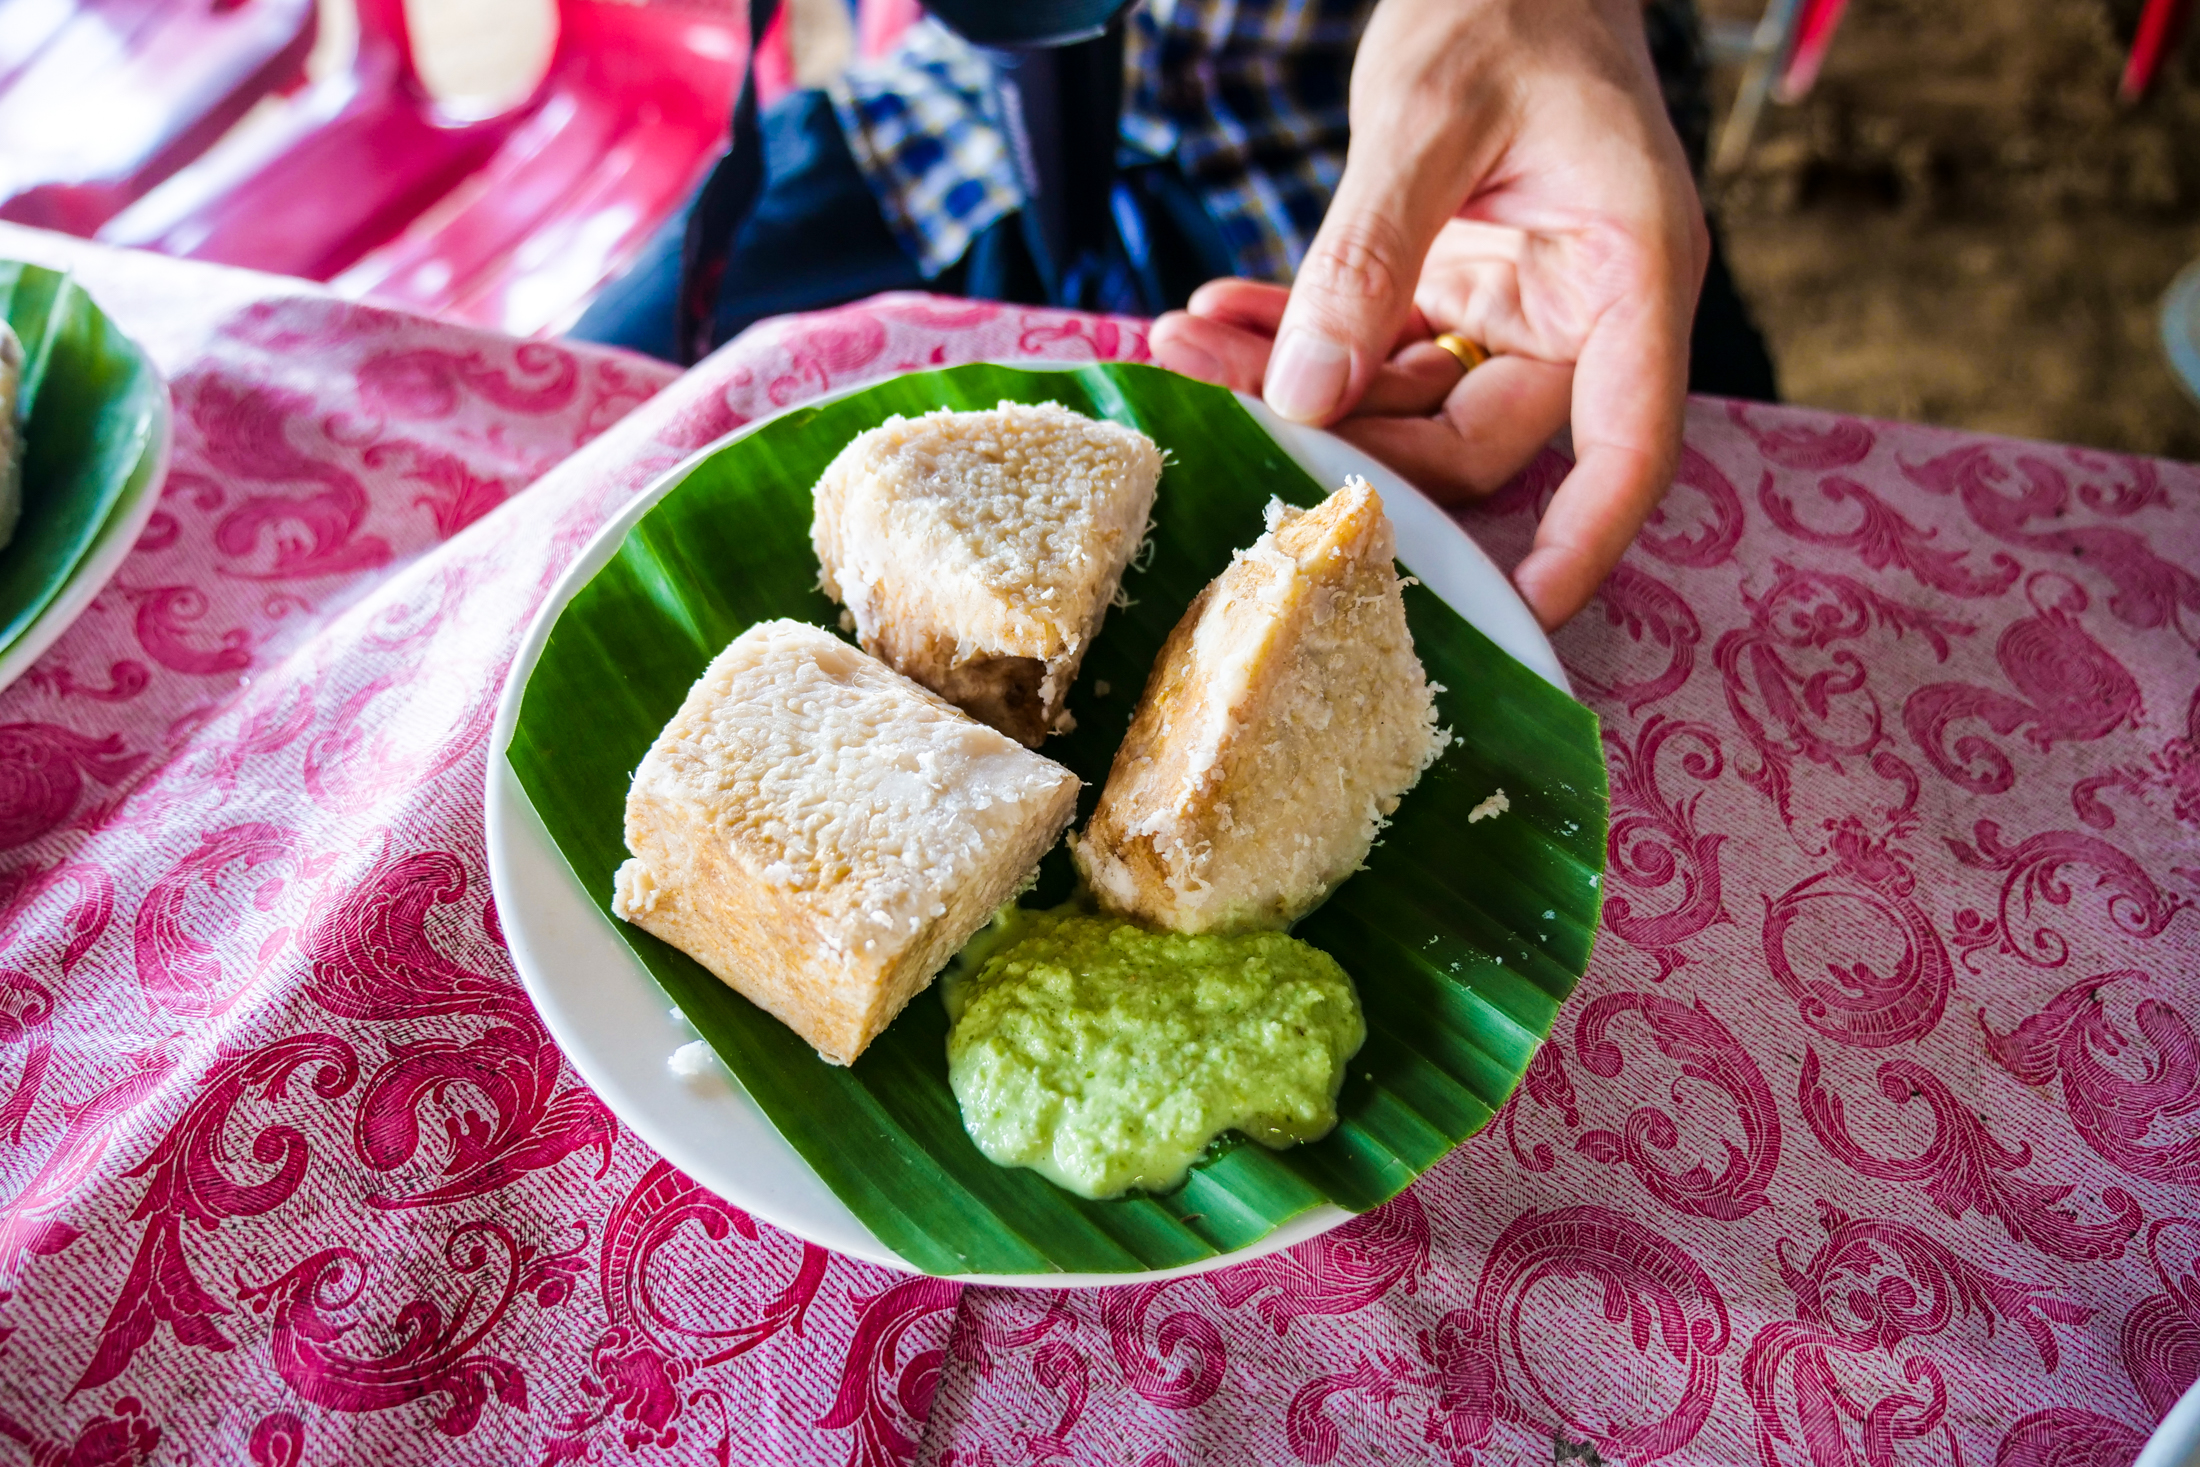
(1154, 337, 1225, 385)
(1265, 329, 1350, 423)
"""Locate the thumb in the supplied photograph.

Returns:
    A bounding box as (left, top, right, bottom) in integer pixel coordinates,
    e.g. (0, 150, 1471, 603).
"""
(1265, 167, 1455, 425)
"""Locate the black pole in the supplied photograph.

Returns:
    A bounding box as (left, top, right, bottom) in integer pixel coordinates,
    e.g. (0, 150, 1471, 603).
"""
(975, 20, 1123, 304)
(926, 0, 1134, 310)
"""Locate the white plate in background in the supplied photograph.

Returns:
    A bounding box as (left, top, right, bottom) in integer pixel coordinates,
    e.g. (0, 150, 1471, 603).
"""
(0, 365, 171, 695)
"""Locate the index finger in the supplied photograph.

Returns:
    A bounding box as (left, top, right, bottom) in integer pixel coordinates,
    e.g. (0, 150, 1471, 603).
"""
(1190, 278, 1435, 358)
(1510, 278, 1692, 629)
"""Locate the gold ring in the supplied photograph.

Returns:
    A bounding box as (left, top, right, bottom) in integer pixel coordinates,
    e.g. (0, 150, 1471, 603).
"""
(1432, 332, 1491, 373)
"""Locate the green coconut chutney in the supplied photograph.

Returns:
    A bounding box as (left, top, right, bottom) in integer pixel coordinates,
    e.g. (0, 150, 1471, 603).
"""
(941, 906, 1365, 1199)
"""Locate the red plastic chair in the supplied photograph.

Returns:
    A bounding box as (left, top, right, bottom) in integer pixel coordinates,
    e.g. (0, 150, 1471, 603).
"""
(1774, 0, 1849, 101)
(2121, 0, 2194, 102)
(333, 0, 753, 336)
(95, 0, 546, 279)
(0, 0, 152, 95)
(857, 0, 922, 57)
(752, 0, 800, 100)
(0, 0, 318, 236)
(101, 0, 905, 337)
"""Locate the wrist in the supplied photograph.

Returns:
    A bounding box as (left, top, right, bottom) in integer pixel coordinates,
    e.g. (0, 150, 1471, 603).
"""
(1348, 0, 1658, 172)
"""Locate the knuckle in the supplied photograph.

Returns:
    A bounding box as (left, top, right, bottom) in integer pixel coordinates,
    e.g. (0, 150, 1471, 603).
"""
(1299, 217, 1413, 307)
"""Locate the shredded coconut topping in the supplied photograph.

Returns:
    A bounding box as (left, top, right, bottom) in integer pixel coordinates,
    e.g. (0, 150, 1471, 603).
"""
(1075, 477, 1450, 933)
(668, 1041, 719, 1082)
(632, 622, 1075, 949)
(815, 401, 1162, 660)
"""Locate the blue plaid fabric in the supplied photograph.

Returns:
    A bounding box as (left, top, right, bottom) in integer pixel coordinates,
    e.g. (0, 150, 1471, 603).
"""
(827, 19, 1025, 279)
(826, 0, 1378, 283)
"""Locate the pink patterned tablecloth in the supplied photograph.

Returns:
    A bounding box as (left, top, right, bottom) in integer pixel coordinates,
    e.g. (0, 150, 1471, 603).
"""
(0, 222, 2193, 1467)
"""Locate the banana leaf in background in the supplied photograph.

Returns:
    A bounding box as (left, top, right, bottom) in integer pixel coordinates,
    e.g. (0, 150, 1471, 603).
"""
(508, 362, 1607, 1275)
(0, 263, 164, 655)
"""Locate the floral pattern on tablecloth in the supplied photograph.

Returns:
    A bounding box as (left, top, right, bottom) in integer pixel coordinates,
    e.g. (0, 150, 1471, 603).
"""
(0, 232, 2190, 1467)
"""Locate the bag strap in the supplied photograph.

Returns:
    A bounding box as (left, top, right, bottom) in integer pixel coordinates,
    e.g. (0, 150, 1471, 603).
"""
(677, 0, 784, 365)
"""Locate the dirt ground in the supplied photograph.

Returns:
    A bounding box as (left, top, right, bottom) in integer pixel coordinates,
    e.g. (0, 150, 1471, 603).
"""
(1704, 0, 2200, 459)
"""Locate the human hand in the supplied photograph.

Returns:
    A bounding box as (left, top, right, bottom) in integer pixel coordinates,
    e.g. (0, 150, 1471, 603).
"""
(1148, 0, 1707, 628)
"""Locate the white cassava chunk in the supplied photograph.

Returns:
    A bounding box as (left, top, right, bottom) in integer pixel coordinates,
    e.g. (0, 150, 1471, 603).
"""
(1072, 478, 1449, 933)
(812, 401, 1162, 745)
(614, 620, 1081, 1065)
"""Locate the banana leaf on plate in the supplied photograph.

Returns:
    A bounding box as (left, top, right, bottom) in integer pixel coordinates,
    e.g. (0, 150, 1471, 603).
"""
(508, 362, 1606, 1275)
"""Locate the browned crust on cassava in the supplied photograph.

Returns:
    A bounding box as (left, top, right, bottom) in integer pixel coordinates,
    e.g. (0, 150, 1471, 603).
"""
(811, 402, 1161, 746)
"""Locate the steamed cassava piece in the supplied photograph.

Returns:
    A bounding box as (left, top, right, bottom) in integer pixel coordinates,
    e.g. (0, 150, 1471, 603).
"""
(613, 619, 1080, 1066)
(813, 401, 1162, 746)
(1073, 477, 1448, 934)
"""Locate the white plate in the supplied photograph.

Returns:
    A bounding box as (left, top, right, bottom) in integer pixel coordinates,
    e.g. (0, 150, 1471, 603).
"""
(486, 371, 1570, 1286)
(2139, 1375, 2200, 1467)
(0, 378, 172, 694)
